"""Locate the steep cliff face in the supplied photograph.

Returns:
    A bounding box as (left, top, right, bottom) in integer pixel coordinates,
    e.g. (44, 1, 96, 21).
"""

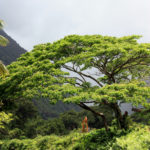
(0, 29, 26, 65)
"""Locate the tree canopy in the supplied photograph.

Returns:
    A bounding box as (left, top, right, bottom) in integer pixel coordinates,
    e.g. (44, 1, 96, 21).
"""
(0, 35, 150, 130)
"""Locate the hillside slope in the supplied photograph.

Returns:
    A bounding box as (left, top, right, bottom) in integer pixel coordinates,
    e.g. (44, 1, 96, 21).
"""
(0, 29, 26, 65)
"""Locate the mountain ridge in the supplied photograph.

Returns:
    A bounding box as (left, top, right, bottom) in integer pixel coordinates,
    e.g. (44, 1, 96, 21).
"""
(0, 29, 26, 65)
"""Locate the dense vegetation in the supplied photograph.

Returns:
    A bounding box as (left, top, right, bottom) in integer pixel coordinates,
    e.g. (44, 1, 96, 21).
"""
(0, 28, 81, 119)
(0, 20, 12, 134)
(0, 33, 150, 149)
(0, 104, 114, 139)
(0, 125, 150, 150)
(1, 34, 150, 130)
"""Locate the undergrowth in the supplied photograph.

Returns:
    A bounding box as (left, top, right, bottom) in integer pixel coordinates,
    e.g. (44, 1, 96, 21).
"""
(0, 125, 150, 150)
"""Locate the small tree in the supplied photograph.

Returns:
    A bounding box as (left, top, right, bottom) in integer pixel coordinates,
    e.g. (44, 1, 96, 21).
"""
(0, 35, 150, 131)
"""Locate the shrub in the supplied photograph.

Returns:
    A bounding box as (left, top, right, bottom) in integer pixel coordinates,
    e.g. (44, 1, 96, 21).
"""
(0, 130, 84, 150)
(9, 128, 24, 139)
(111, 126, 150, 150)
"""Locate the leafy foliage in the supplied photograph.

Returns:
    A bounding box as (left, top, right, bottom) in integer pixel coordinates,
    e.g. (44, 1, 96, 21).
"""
(0, 20, 9, 77)
(0, 104, 114, 140)
(0, 34, 150, 131)
(23, 105, 113, 138)
(1, 35, 150, 103)
(77, 128, 130, 150)
(0, 20, 8, 47)
(0, 112, 12, 129)
(1, 125, 149, 150)
(131, 109, 150, 125)
(9, 99, 38, 129)
(0, 130, 85, 150)
(0, 61, 9, 77)
(111, 125, 150, 150)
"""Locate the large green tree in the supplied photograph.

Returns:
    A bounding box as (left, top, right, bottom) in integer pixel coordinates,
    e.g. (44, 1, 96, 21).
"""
(0, 35, 150, 131)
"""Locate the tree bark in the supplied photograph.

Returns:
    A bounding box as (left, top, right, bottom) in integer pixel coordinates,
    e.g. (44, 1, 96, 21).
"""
(110, 103, 128, 130)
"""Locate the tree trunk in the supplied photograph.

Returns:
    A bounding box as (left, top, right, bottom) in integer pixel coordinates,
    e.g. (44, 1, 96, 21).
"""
(79, 102, 109, 131)
(110, 103, 128, 130)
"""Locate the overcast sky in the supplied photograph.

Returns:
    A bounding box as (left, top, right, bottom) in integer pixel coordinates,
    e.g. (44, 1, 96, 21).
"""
(0, 0, 150, 51)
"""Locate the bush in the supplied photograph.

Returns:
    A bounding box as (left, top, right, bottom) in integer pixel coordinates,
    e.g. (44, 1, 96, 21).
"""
(0, 139, 37, 150)
(1, 104, 114, 140)
(0, 130, 84, 150)
(131, 109, 150, 125)
(74, 127, 130, 150)
(9, 128, 24, 139)
(111, 126, 150, 150)
(0, 126, 149, 150)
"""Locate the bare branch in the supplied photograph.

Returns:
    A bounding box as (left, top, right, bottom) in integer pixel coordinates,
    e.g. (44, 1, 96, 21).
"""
(112, 56, 149, 75)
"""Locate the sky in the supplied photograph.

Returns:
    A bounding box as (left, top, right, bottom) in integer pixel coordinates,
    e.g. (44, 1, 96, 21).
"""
(0, 0, 150, 51)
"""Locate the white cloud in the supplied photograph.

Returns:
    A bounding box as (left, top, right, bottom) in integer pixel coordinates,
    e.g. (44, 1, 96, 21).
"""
(0, 0, 150, 51)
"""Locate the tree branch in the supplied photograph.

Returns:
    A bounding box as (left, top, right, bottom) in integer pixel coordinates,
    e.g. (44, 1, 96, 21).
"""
(78, 102, 109, 131)
(63, 64, 103, 87)
(112, 56, 149, 75)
